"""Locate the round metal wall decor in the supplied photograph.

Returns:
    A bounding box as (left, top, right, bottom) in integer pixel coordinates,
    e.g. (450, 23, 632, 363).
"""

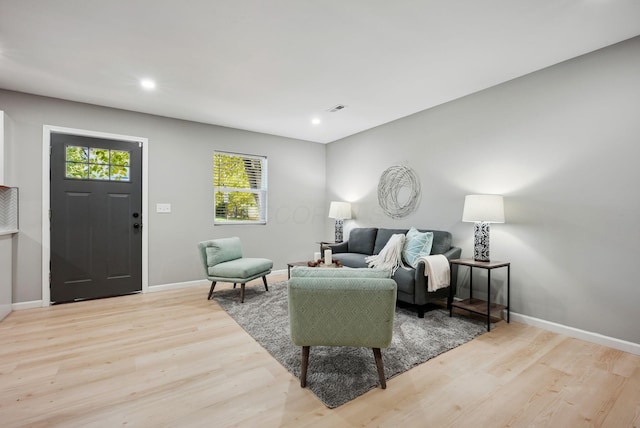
(377, 165, 421, 218)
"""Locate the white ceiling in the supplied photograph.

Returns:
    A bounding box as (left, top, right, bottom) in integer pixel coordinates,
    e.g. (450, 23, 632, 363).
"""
(1, 1, 639, 144)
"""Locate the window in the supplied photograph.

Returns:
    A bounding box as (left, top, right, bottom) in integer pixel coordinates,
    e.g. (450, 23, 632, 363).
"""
(214, 151, 267, 225)
(65, 145, 130, 181)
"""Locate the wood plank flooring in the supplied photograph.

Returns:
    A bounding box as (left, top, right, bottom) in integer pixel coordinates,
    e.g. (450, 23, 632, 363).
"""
(1, 273, 638, 427)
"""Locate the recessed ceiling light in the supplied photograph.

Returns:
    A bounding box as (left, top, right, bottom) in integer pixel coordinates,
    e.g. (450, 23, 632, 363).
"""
(140, 79, 156, 90)
(311, 118, 321, 125)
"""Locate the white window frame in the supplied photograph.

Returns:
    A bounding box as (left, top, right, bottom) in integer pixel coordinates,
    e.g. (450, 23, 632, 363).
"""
(214, 151, 268, 225)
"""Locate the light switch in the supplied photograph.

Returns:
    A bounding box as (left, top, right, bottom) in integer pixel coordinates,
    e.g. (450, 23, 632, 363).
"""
(156, 203, 171, 213)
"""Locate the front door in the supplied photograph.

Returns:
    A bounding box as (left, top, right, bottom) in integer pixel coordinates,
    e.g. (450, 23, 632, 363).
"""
(50, 133, 142, 303)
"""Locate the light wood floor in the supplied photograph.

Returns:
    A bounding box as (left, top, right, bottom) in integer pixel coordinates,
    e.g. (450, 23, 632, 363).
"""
(1, 273, 639, 427)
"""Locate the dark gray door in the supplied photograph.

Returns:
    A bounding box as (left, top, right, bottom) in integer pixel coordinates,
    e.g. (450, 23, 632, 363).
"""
(50, 133, 142, 303)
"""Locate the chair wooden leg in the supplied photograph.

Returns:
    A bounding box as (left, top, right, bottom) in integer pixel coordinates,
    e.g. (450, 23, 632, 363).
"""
(207, 281, 217, 300)
(372, 348, 386, 389)
(300, 346, 310, 388)
(262, 275, 269, 291)
(240, 283, 246, 303)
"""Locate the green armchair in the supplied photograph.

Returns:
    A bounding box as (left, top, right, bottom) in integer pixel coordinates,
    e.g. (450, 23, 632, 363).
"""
(198, 237, 273, 303)
(287, 267, 397, 389)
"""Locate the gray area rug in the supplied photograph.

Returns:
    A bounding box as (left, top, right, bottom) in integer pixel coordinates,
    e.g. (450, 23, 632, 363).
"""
(213, 281, 488, 408)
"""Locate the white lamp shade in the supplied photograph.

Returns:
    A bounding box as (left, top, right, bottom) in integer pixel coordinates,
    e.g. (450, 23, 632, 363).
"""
(328, 201, 352, 219)
(462, 195, 505, 223)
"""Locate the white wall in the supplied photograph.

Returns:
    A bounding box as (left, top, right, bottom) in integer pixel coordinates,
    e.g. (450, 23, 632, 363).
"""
(0, 90, 327, 303)
(326, 36, 640, 344)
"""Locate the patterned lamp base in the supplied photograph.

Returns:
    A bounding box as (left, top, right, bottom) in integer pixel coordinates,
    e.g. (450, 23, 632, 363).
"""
(473, 222, 491, 262)
(334, 218, 344, 243)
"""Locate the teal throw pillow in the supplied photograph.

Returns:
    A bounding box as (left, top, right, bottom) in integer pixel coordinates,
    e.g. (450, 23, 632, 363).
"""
(402, 227, 434, 268)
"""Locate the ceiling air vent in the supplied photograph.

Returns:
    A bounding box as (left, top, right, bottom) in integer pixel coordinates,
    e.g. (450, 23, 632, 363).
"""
(328, 104, 346, 112)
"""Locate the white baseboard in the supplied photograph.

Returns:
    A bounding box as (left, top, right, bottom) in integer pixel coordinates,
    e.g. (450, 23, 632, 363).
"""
(13, 300, 44, 310)
(510, 312, 640, 356)
(147, 279, 209, 293)
(10, 273, 289, 310)
(147, 271, 288, 294)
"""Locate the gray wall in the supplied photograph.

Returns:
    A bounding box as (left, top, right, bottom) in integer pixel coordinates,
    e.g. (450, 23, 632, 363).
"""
(0, 90, 326, 302)
(327, 36, 640, 344)
(3, 36, 639, 345)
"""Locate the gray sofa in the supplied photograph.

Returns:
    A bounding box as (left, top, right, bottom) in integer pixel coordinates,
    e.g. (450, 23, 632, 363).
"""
(327, 228, 461, 317)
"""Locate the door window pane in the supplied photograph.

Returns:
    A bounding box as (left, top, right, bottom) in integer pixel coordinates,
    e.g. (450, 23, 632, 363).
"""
(66, 162, 89, 179)
(66, 146, 88, 162)
(65, 145, 131, 182)
(90, 148, 109, 164)
(111, 150, 130, 166)
(110, 166, 130, 181)
(89, 164, 110, 180)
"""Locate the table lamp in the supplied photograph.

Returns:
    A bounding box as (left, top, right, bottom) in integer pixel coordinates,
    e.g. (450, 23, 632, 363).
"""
(462, 194, 504, 262)
(328, 201, 351, 243)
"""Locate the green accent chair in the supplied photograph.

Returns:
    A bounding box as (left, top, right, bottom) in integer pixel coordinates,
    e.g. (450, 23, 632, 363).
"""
(288, 267, 397, 389)
(198, 237, 273, 303)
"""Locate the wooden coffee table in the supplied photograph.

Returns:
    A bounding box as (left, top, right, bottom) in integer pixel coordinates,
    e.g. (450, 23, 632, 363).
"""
(287, 261, 342, 279)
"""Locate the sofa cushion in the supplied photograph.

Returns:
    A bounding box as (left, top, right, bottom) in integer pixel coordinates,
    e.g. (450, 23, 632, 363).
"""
(347, 228, 377, 254)
(205, 237, 243, 266)
(208, 257, 272, 278)
(331, 253, 369, 268)
(373, 228, 408, 254)
(290, 266, 391, 278)
(402, 227, 434, 268)
(427, 230, 452, 255)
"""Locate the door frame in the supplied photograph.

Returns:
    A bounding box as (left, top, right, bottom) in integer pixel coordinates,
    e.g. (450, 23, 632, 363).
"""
(42, 125, 149, 307)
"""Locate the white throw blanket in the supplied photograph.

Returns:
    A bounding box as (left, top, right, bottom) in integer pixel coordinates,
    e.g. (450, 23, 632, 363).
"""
(365, 234, 405, 274)
(417, 254, 450, 292)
